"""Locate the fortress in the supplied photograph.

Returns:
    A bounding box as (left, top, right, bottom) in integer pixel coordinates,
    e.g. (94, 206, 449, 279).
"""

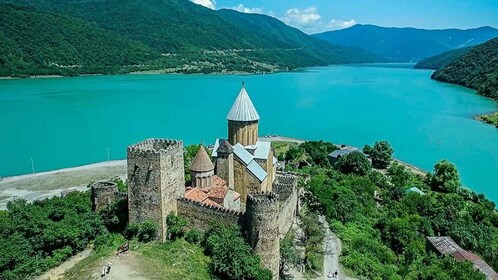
(92, 83, 298, 279)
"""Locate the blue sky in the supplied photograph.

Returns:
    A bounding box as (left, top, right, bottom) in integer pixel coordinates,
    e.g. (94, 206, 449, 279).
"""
(191, 0, 498, 34)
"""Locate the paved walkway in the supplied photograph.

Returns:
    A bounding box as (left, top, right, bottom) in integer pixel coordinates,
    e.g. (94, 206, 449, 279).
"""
(320, 216, 357, 280)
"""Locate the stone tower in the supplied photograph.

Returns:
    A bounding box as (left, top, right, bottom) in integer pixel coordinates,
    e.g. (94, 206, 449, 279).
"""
(227, 83, 260, 146)
(245, 192, 280, 279)
(214, 139, 235, 190)
(91, 181, 119, 212)
(190, 145, 214, 188)
(127, 139, 185, 242)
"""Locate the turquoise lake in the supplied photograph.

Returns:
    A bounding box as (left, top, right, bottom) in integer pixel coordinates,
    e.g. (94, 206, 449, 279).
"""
(0, 64, 497, 201)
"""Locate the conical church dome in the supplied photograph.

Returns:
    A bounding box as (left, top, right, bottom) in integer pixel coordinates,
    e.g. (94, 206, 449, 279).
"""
(191, 145, 214, 172)
(227, 84, 260, 122)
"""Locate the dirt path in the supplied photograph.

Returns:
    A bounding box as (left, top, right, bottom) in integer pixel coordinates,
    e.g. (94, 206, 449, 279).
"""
(37, 249, 92, 280)
(89, 252, 147, 280)
(320, 216, 357, 280)
(0, 160, 127, 210)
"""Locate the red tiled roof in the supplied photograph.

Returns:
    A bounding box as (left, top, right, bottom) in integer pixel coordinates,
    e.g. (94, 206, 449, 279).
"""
(207, 185, 228, 199)
(185, 188, 208, 203)
(203, 198, 220, 207)
(212, 175, 227, 187)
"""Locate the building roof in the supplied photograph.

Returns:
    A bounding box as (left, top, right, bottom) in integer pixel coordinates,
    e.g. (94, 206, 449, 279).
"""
(406, 187, 425, 195)
(233, 143, 254, 165)
(427, 236, 498, 279)
(212, 175, 227, 187)
(191, 145, 214, 172)
(207, 185, 228, 199)
(227, 85, 260, 122)
(252, 140, 271, 160)
(185, 187, 208, 202)
(217, 139, 233, 154)
(329, 147, 361, 158)
(247, 160, 267, 182)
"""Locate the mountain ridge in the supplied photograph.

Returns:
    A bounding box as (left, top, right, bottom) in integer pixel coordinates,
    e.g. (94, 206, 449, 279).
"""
(313, 24, 498, 62)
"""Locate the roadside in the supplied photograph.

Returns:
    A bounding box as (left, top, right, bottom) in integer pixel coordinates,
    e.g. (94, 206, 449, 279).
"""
(0, 160, 127, 210)
(320, 216, 357, 280)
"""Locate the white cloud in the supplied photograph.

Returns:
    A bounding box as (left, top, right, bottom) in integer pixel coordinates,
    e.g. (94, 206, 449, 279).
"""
(282, 7, 321, 29)
(190, 0, 216, 10)
(328, 19, 357, 30)
(232, 4, 263, 14)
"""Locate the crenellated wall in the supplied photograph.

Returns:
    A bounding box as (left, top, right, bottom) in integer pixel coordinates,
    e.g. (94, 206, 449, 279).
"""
(127, 138, 185, 242)
(177, 197, 244, 230)
(273, 173, 298, 240)
(245, 192, 280, 280)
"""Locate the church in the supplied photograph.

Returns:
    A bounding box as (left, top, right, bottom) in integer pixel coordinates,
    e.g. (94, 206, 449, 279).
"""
(188, 83, 278, 206)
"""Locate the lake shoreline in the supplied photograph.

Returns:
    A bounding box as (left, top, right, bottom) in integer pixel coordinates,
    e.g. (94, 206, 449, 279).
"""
(476, 111, 498, 128)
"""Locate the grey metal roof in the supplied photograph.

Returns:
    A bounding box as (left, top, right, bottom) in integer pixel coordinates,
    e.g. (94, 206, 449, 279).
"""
(252, 141, 271, 160)
(329, 147, 360, 158)
(227, 86, 260, 122)
(233, 143, 253, 165)
(212, 139, 220, 157)
(247, 160, 267, 182)
(406, 187, 425, 195)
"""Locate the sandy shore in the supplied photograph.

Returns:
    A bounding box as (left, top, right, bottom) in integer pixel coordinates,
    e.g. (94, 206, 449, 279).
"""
(0, 160, 127, 210)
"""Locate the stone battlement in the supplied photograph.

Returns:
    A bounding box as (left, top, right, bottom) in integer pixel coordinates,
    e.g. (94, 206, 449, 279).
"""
(127, 138, 183, 155)
(247, 191, 278, 205)
(275, 173, 298, 186)
(177, 197, 244, 217)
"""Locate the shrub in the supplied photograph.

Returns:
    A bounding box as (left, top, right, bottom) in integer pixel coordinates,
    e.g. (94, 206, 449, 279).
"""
(166, 213, 188, 241)
(185, 229, 204, 244)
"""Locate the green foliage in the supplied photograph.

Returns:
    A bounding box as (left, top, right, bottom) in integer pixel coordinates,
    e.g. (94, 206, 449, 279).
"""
(432, 37, 498, 100)
(335, 151, 372, 176)
(124, 220, 157, 242)
(479, 112, 498, 127)
(301, 141, 338, 167)
(185, 229, 204, 245)
(184, 144, 201, 183)
(112, 177, 128, 193)
(166, 213, 188, 241)
(0, 191, 106, 279)
(415, 47, 471, 70)
(302, 153, 497, 279)
(0, 0, 380, 76)
(280, 228, 299, 275)
(204, 224, 272, 280)
(366, 141, 394, 169)
(99, 198, 128, 233)
(426, 160, 461, 193)
(300, 210, 325, 275)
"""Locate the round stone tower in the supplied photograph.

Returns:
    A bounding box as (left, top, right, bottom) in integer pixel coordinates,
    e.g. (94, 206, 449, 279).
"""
(245, 192, 280, 279)
(91, 181, 118, 212)
(190, 145, 214, 188)
(227, 83, 260, 146)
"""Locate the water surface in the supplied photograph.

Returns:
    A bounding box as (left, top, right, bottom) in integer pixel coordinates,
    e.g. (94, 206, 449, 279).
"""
(1, 65, 497, 201)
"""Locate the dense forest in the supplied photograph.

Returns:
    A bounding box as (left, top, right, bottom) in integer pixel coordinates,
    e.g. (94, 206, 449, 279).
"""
(432, 37, 498, 100)
(313, 24, 498, 62)
(414, 47, 471, 70)
(279, 140, 498, 280)
(0, 0, 378, 77)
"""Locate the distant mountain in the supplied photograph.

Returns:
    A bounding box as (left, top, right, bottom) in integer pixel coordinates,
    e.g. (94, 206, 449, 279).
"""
(415, 47, 471, 70)
(313, 24, 498, 62)
(0, 0, 379, 76)
(432, 37, 498, 100)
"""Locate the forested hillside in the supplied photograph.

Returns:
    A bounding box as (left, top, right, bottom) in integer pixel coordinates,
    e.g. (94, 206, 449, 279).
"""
(0, 0, 379, 76)
(432, 37, 498, 100)
(415, 47, 470, 70)
(313, 24, 498, 62)
(0, 5, 158, 76)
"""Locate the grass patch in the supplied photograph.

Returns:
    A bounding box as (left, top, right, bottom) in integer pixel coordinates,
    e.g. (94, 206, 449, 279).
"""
(137, 239, 213, 279)
(272, 141, 299, 159)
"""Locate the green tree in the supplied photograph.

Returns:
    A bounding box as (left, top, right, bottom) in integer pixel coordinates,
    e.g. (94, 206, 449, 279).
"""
(368, 141, 394, 169)
(335, 151, 372, 176)
(426, 160, 461, 193)
(166, 213, 188, 241)
(204, 224, 272, 280)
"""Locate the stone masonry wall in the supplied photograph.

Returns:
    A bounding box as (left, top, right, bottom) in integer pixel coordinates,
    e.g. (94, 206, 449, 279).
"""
(127, 139, 184, 242)
(273, 173, 298, 240)
(177, 197, 243, 230)
(91, 181, 119, 212)
(245, 192, 280, 280)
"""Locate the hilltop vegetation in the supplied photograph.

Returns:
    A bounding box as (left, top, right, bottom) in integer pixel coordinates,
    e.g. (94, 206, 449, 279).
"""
(415, 47, 471, 70)
(313, 24, 498, 62)
(0, 0, 379, 77)
(278, 140, 498, 280)
(432, 37, 498, 100)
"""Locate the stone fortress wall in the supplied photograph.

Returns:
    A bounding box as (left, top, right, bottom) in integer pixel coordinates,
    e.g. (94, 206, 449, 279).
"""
(92, 138, 299, 280)
(127, 139, 185, 242)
